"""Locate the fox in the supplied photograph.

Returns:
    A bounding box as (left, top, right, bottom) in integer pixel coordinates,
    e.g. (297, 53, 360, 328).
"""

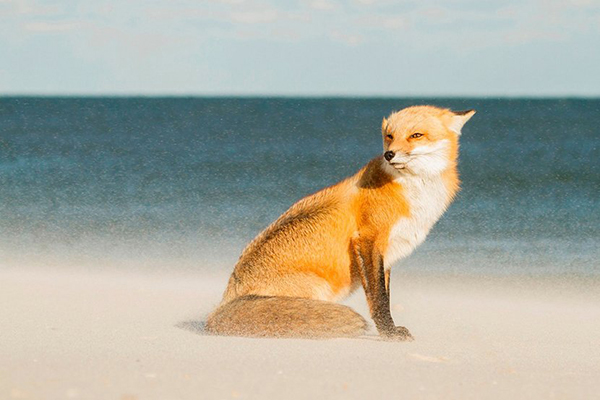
(205, 105, 475, 341)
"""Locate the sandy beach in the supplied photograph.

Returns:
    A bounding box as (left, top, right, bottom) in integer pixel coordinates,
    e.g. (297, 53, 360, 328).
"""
(2, 267, 599, 400)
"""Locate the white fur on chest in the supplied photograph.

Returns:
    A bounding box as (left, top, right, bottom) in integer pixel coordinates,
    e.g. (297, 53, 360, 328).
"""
(384, 175, 449, 269)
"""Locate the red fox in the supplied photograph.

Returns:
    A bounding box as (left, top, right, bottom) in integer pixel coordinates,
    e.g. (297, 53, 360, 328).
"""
(206, 105, 475, 340)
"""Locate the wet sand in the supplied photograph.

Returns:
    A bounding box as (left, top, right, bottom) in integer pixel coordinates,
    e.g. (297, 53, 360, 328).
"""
(2, 267, 599, 400)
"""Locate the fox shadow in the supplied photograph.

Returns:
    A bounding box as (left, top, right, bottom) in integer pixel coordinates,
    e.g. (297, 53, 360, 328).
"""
(175, 319, 208, 335)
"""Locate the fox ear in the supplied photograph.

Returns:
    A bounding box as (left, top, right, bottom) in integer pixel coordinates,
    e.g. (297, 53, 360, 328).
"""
(381, 117, 388, 132)
(449, 109, 476, 135)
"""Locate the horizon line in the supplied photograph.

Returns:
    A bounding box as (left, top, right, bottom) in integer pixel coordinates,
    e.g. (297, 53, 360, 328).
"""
(1, 93, 600, 100)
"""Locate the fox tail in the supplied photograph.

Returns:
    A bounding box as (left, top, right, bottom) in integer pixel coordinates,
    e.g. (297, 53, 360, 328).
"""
(205, 295, 368, 339)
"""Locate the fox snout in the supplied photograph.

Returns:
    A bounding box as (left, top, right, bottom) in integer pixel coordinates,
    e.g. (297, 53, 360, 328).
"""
(383, 150, 408, 163)
(384, 149, 411, 170)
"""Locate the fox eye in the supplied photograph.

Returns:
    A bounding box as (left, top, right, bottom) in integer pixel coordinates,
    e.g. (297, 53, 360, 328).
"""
(385, 134, 393, 140)
(409, 133, 424, 139)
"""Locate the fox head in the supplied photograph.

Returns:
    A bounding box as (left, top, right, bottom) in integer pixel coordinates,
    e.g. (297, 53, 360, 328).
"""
(381, 105, 475, 176)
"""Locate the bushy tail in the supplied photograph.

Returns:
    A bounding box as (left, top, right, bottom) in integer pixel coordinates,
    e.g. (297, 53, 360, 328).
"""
(205, 295, 368, 339)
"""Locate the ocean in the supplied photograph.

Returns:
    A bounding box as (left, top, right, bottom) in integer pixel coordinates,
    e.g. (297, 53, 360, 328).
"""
(1, 97, 598, 276)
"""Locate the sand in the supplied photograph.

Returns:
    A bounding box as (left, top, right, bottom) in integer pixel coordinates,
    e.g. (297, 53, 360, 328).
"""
(1, 267, 599, 400)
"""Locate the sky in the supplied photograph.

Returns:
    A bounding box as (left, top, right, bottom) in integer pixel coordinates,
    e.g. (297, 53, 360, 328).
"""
(1, 0, 600, 96)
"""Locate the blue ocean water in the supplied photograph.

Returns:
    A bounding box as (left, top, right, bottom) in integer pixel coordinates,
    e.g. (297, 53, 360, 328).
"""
(0, 97, 598, 275)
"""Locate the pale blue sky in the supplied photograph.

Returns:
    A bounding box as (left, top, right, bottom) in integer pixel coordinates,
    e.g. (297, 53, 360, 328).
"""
(1, 0, 599, 96)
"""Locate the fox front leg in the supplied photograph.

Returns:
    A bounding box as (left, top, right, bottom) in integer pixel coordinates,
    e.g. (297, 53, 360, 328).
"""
(381, 267, 413, 341)
(352, 239, 413, 341)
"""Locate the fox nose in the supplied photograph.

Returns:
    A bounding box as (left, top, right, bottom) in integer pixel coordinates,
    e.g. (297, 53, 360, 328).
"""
(384, 151, 395, 161)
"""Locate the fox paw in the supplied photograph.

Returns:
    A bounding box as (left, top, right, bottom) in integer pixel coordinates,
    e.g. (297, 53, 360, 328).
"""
(382, 326, 414, 342)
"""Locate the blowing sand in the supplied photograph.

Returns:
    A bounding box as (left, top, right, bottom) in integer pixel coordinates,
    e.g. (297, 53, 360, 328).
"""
(1, 267, 599, 400)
